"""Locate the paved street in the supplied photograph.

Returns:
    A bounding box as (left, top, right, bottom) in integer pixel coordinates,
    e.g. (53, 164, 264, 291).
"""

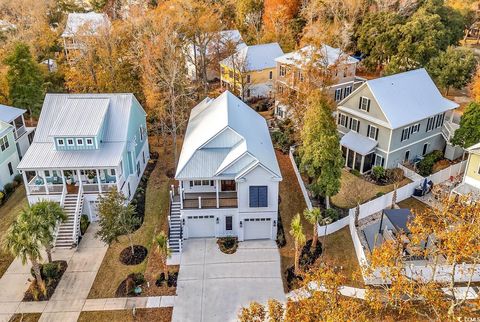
(172, 239, 285, 322)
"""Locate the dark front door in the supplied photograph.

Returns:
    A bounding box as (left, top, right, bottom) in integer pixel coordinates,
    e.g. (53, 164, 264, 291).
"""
(225, 216, 233, 231)
(221, 180, 236, 191)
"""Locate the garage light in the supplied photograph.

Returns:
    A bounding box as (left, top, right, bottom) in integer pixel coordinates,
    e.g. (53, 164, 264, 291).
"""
(216, 217, 219, 224)
(239, 221, 242, 228)
(273, 220, 276, 227)
(182, 218, 185, 225)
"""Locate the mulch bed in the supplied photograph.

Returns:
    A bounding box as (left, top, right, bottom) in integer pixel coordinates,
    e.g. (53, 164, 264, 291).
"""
(155, 271, 178, 288)
(217, 237, 238, 254)
(119, 245, 148, 265)
(23, 260, 67, 301)
(116, 273, 146, 297)
(285, 239, 323, 291)
(130, 151, 159, 228)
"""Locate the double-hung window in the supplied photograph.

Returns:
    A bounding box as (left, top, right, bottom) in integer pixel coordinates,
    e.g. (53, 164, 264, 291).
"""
(350, 118, 360, 132)
(0, 135, 9, 151)
(367, 125, 378, 140)
(86, 138, 94, 146)
(279, 65, 286, 77)
(57, 138, 64, 146)
(269, 71, 273, 80)
(359, 97, 370, 112)
(337, 113, 349, 128)
(344, 86, 352, 98)
(335, 88, 343, 102)
(249, 186, 268, 207)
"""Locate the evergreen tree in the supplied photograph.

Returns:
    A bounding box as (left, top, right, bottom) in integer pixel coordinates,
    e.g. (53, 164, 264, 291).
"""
(5, 43, 44, 118)
(451, 102, 480, 149)
(300, 90, 343, 209)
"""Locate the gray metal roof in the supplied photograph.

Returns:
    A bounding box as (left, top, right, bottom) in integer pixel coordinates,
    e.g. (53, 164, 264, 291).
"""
(0, 120, 13, 138)
(221, 43, 284, 71)
(175, 91, 282, 180)
(383, 208, 414, 233)
(275, 44, 358, 67)
(340, 130, 377, 155)
(17, 142, 125, 170)
(61, 12, 110, 38)
(18, 93, 142, 170)
(50, 98, 109, 137)
(0, 104, 26, 123)
(359, 69, 458, 129)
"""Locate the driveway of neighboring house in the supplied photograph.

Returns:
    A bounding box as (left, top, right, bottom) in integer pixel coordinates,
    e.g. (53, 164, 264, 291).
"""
(172, 239, 285, 322)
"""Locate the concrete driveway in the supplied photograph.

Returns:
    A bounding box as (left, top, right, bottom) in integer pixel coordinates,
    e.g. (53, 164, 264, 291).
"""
(172, 239, 285, 322)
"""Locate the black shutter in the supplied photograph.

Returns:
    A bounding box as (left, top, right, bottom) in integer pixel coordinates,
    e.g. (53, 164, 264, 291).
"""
(367, 125, 371, 137)
(349, 118, 352, 129)
(357, 121, 360, 132)
(190, 181, 193, 188)
(367, 99, 371, 112)
(249, 187, 259, 207)
(375, 128, 379, 140)
(358, 98, 362, 109)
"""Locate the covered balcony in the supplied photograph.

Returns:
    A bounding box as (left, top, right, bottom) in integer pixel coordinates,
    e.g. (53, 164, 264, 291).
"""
(172, 179, 239, 209)
(24, 168, 120, 195)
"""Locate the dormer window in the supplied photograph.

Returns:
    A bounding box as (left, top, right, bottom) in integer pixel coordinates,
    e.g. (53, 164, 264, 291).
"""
(359, 97, 370, 112)
(67, 139, 74, 146)
(57, 138, 65, 146)
(86, 138, 93, 146)
(77, 138, 84, 146)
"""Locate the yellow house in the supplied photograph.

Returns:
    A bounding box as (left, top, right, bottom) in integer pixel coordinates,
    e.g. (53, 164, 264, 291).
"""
(220, 43, 284, 101)
(452, 143, 480, 198)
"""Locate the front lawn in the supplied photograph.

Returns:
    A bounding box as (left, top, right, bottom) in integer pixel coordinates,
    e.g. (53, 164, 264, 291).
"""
(331, 170, 411, 209)
(78, 308, 172, 322)
(88, 141, 175, 299)
(0, 186, 28, 278)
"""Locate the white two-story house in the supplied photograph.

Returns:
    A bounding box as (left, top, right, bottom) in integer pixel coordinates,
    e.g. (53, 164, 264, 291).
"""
(17, 93, 150, 248)
(0, 104, 35, 160)
(171, 91, 282, 250)
(337, 68, 460, 174)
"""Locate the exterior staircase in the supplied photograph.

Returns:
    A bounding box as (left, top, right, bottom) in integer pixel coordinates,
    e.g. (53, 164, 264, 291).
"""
(54, 193, 84, 249)
(168, 201, 183, 253)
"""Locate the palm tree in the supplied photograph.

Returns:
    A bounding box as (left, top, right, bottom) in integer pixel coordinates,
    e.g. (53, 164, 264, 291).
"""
(155, 231, 171, 279)
(2, 209, 46, 295)
(31, 201, 67, 263)
(303, 208, 322, 249)
(289, 213, 306, 276)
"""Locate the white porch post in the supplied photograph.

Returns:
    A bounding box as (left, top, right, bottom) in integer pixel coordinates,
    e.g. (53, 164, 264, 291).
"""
(345, 149, 349, 167)
(360, 155, 365, 174)
(43, 170, 49, 195)
(179, 181, 184, 209)
(61, 169, 66, 189)
(96, 169, 102, 193)
(77, 170, 83, 189)
(22, 171, 30, 195)
(216, 180, 220, 208)
(352, 152, 356, 170)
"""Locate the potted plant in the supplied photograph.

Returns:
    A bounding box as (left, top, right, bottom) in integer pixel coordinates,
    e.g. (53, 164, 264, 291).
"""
(65, 171, 73, 185)
(87, 171, 95, 183)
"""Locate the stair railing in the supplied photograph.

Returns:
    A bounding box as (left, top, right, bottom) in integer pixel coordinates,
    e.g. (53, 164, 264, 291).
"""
(72, 185, 83, 246)
(60, 184, 67, 207)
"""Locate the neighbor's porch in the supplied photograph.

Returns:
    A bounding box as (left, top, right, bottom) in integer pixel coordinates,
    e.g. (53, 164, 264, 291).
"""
(172, 179, 238, 209)
(22, 168, 122, 195)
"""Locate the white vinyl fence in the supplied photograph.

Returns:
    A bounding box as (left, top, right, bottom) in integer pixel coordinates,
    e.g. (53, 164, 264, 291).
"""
(426, 160, 467, 184)
(397, 163, 424, 181)
(289, 147, 313, 210)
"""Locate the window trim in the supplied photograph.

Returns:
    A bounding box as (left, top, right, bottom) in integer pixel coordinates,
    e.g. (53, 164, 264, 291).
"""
(57, 138, 65, 146)
(359, 97, 370, 112)
(374, 154, 384, 167)
(367, 125, 378, 140)
(335, 88, 343, 102)
(76, 138, 84, 146)
(86, 138, 94, 146)
(249, 186, 268, 208)
(350, 118, 360, 133)
(66, 138, 74, 146)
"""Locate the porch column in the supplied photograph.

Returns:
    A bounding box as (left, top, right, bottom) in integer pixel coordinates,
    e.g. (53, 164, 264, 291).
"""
(114, 168, 120, 192)
(345, 148, 349, 167)
(96, 169, 102, 193)
(61, 170, 66, 193)
(43, 170, 49, 195)
(360, 155, 365, 174)
(77, 170, 83, 190)
(179, 181, 183, 209)
(352, 152, 356, 170)
(216, 180, 220, 208)
(22, 171, 30, 195)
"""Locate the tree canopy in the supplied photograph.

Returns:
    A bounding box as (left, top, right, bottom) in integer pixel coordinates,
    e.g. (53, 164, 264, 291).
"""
(451, 101, 480, 148)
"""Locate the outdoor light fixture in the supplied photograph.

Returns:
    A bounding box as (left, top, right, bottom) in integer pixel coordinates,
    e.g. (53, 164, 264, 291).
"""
(239, 221, 243, 228)
(273, 220, 277, 227)
(182, 218, 185, 225)
(216, 217, 219, 224)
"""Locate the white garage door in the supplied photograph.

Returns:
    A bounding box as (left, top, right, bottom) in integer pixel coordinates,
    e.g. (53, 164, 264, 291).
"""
(244, 218, 272, 240)
(186, 215, 215, 238)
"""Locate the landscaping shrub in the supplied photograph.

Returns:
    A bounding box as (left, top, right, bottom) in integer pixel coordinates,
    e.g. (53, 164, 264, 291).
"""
(80, 215, 90, 235)
(13, 174, 23, 185)
(271, 119, 295, 153)
(276, 212, 286, 248)
(325, 208, 339, 221)
(3, 183, 14, 195)
(417, 150, 444, 176)
(217, 237, 238, 254)
(25, 260, 67, 301)
(376, 192, 385, 198)
(372, 166, 385, 181)
(42, 262, 60, 280)
(350, 169, 361, 177)
(156, 271, 178, 288)
(386, 168, 404, 182)
(116, 272, 147, 297)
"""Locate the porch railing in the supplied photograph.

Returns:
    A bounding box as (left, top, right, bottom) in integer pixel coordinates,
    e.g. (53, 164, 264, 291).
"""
(72, 185, 83, 246)
(183, 197, 238, 209)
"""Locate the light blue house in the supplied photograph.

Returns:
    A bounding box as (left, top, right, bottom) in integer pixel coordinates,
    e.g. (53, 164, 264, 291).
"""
(17, 93, 150, 248)
(0, 120, 20, 190)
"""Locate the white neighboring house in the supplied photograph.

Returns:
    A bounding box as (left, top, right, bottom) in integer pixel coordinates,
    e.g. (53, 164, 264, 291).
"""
(0, 104, 35, 160)
(17, 93, 150, 248)
(61, 12, 110, 61)
(171, 91, 282, 251)
(185, 29, 246, 81)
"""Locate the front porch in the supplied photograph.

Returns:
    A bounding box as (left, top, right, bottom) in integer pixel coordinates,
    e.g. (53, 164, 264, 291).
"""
(23, 168, 120, 196)
(171, 179, 239, 209)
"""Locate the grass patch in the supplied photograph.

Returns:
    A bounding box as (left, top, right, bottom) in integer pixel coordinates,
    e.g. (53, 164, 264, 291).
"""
(397, 197, 431, 214)
(0, 187, 28, 278)
(321, 227, 364, 288)
(331, 170, 411, 209)
(88, 142, 175, 299)
(9, 313, 41, 322)
(78, 308, 172, 322)
(276, 150, 312, 292)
